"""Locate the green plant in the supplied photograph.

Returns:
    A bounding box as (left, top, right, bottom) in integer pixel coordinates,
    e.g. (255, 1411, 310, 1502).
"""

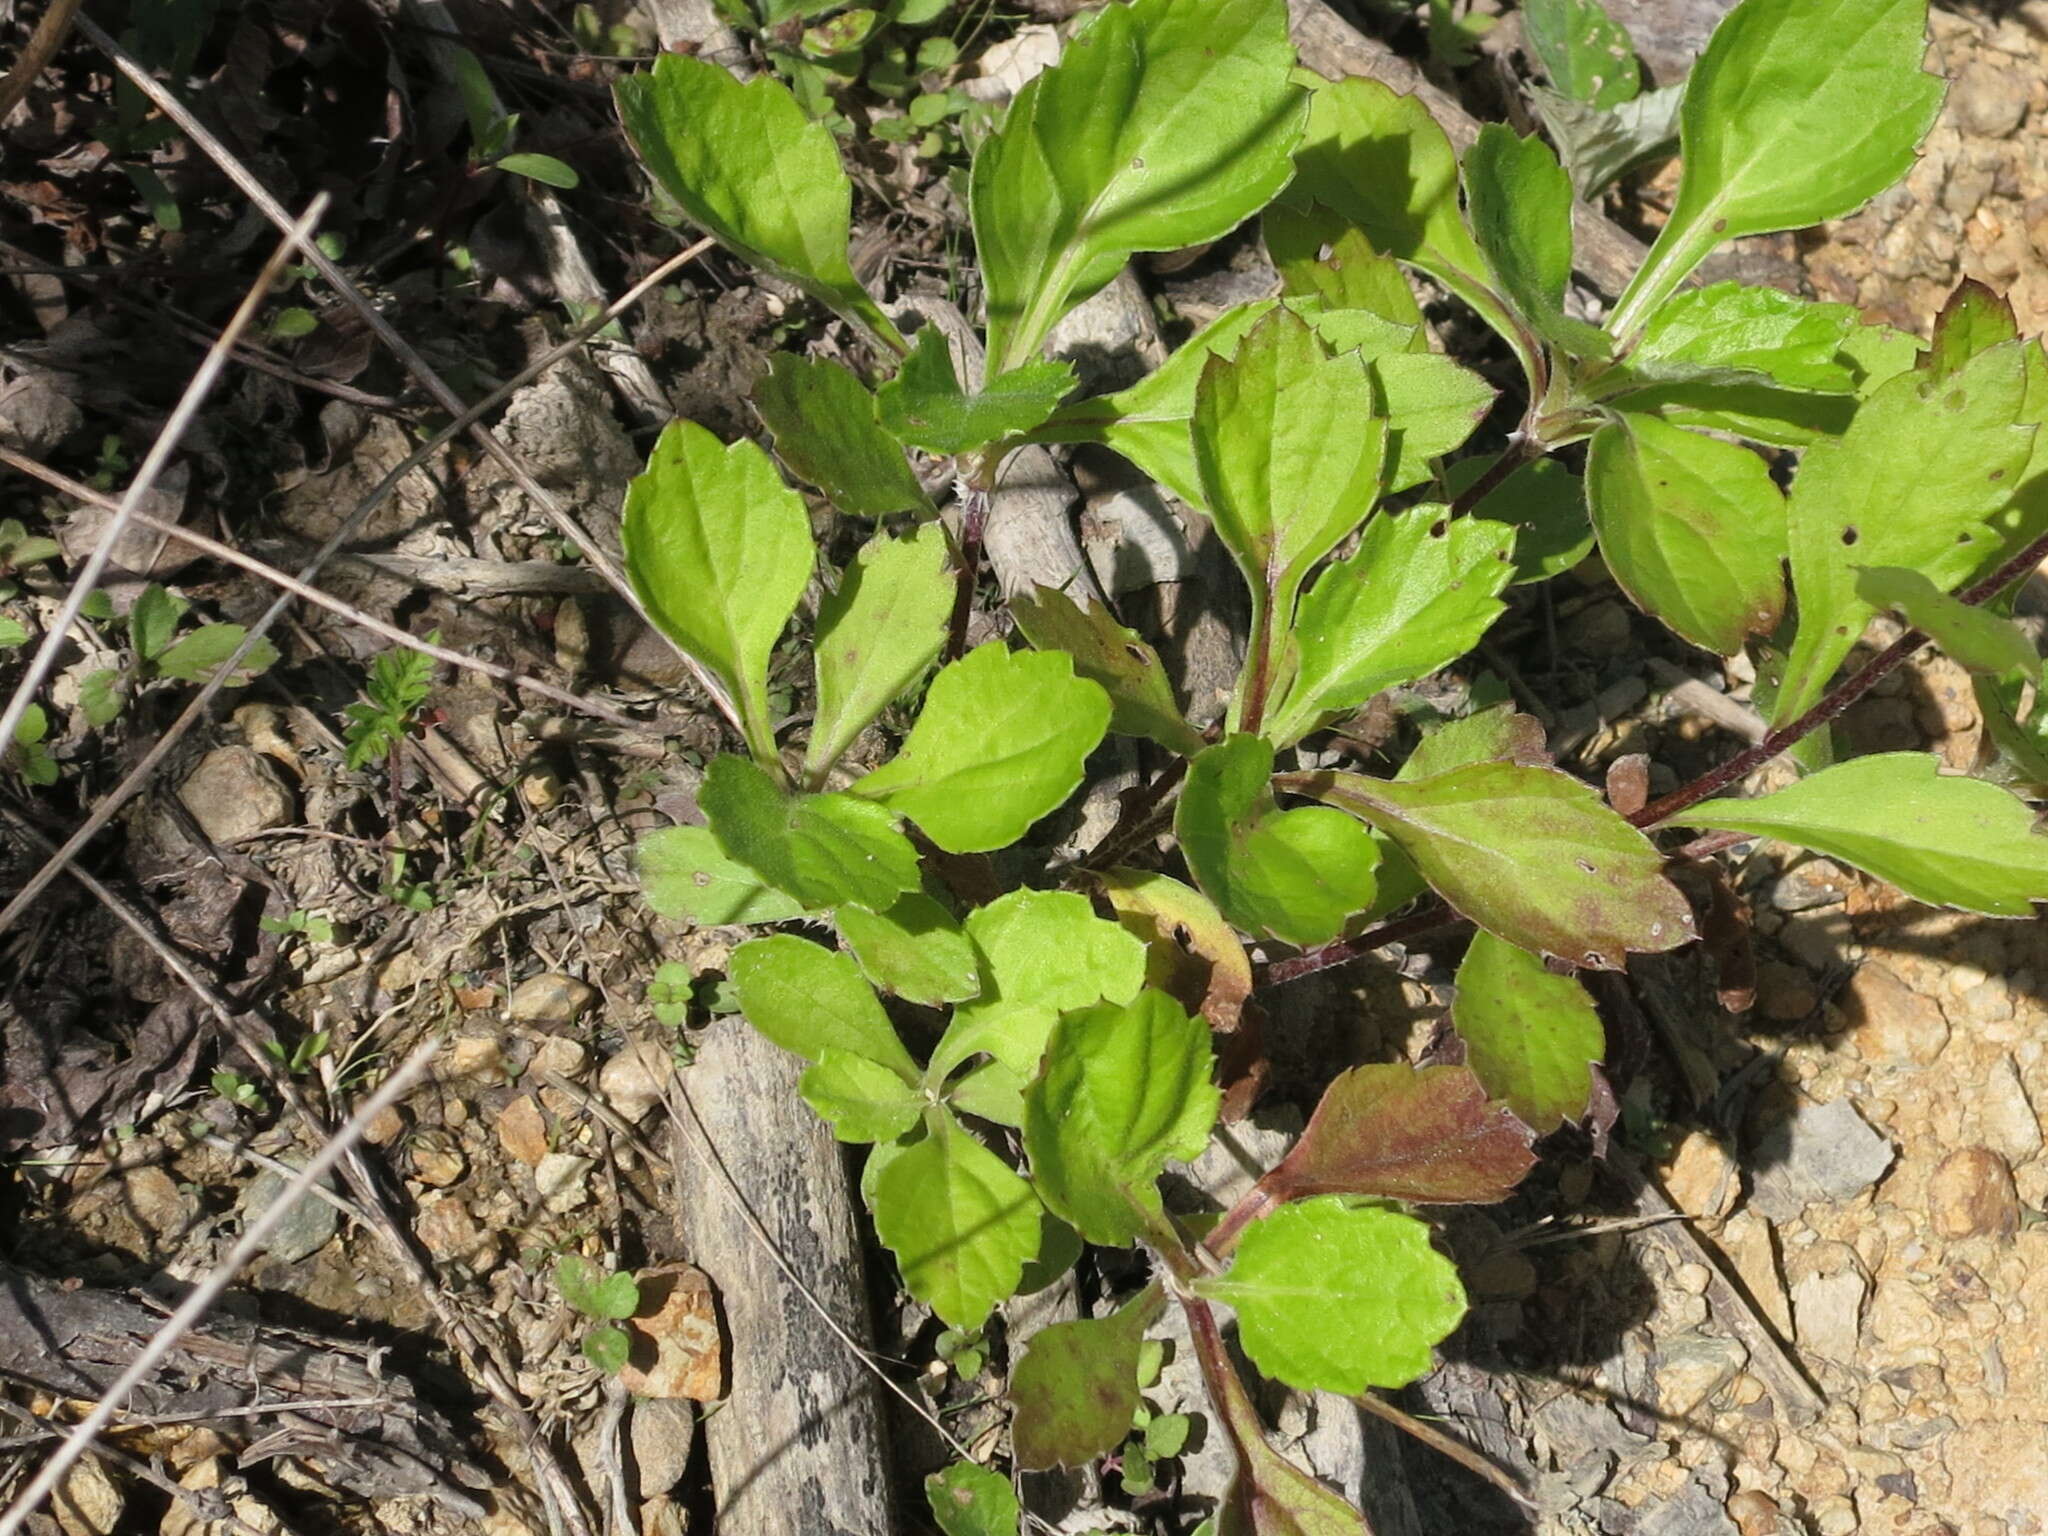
(260, 908, 337, 944)
(646, 960, 696, 1028)
(6, 704, 59, 787)
(381, 850, 440, 913)
(210, 1069, 265, 1113)
(80, 582, 279, 726)
(613, 0, 2048, 1526)
(1521, 0, 1684, 198)
(343, 639, 439, 771)
(556, 1254, 642, 1374)
(262, 1029, 333, 1077)
(450, 48, 582, 190)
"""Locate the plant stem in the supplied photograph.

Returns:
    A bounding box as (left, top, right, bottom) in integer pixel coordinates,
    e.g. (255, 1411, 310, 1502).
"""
(1633, 518, 2048, 828)
(1254, 902, 1452, 988)
(1449, 433, 1538, 519)
(1232, 587, 1276, 736)
(944, 483, 990, 663)
(1077, 755, 1191, 874)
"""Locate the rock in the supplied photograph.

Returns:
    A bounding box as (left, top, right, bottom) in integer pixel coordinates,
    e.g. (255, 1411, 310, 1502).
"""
(1639, 1470, 1741, 1536)
(1726, 1489, 1793, 1536)
(1791, 1265, 1866, 1365)
(1940, 1420, 2048, 1529)
(532, 1034, 590, 1079)
(630, 1398, 699, 1501)
(536, 1151, 595, 1212)
(1953, 976, 2015, 1026)
(1927, 1146, 2020, 1238)
(53, 1454, 124, 1536)
(1747, 1093, 1895, 1222)
(1664, 1131, 1739, 1222)
(1776, 908, 1855, 972)
(238, 1166, 339, 1265)
(618, 1265, 724, 1401)
(599, 1039, 675, 1124)
(416, 1191, 497, 1270)
(162, 1457, 282, 1536)
(121, 1165, 193, 1241)
(362, 1105, 406, 1147)
(440, 1034, 505, 1082)
(1841, 963, 1950, 1066)
(497, 1095, 551, 1166)
(1653, 1332, 1749, 1419)
(410, 1136, 466, 1188)
(1766, 857, 1849, 912)
(1809, 1496, 1857, 1536)
(509, 973, 598, 1026)
(1952, 60, 2031, 138)
(178, 747, 295, 846)
(1754, 961, 1818, 1023)
(1978, 1055, 2042, 1164)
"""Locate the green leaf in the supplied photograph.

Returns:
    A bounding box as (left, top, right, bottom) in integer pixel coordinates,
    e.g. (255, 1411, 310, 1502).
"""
(1610, 0, 1944, 336)
(876, 328, 1076, 453)
(925, 1461, 1021, 1536)
(1366, 349, 1497, 493)
(496, 152, 580, 189)
(1176, 736, 1381, 947)
(1528, 79, 1683, 200)
(1293, 762, 1696, 967)
(1264, 508, 1517, 747)
(1289, 75, 1515, 349)
(1196, 1197, 1466, 1393)
(1449, 457, 1592, 584)
(1009, 586, 1206, 755)
(730, 933, 921, 1078)
(852, 643, 1111, 854)
(1264, 201, 1426, 326)
(0, 615, 26, 649)
(154, 625, 276, 684)
(1922, 279, 2022, 384)
(702, 753, 922, 913)
(129, 584, 183, 661)
(837, 891, 983, 1006)
(623, 421, 814, 761)
(1451, 932, 1605, 1130)
(801, 1049, 925, 1142)
(1626, 281, 1867, 394)
(638, 823, 808, 925)
(1584, 412, 1787, 655)
(583, 1325, 631, 1374)
(1192, 309, 1386, 690)
(1250, 1064, 1534, 1210)
(1524, 0, 1640, 108)
(556, 1256, 639, 1319)
(969, 0, 1307, 373)
(1010, 1286, 1166, 1470)
(1856, 566, 2039, 683)
(615, 55, 900, 344)
(1462, 126, 1611, 357)
(1145, 1412, 1191, 1459)
(806, 522, 952, 782)
(1665, 752, 2048, 917)
(1775, 343, 2035, 726)
(1022, 990, 1219, 1247)
(1400, 704, 1550, 781)
(871, 1112, 1041, 1328)
(931, 888, 1148, 1087)
(1095, 867, 1254, 1032)
(752, 354, 932, 517)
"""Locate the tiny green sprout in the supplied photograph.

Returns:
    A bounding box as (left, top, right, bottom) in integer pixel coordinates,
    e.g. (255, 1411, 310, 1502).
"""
(382, 850, 440, 913)
(647, 961, 695, 1028)
(8, 704, 58, 787)
(262, 1030, 332, 1077)
(344, 638, 439, 771)
(557, 1254, 642, 1376)
(210, 1070, 265, 1113)
(260, 908, 336, 945)
(934, 1326, 986, 1380)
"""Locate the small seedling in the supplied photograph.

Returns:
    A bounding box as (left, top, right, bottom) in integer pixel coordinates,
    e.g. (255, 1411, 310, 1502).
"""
(262, 1029, 332, 1077)
(451, 48, 581, 189)
(343, 638, 439, 771)
(79, 582, 278, 727)
(260, 908, 337, 944)
(556, 1254, 642, 1375)
(210, 1070, 265, 1113)
(7, 704, 58, 786)
(646, 961, 695, 1028)
(381, 850, 439, 913)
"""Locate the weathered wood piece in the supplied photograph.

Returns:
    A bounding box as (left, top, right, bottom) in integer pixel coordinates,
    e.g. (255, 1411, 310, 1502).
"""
(669, 1020, 897, 1535)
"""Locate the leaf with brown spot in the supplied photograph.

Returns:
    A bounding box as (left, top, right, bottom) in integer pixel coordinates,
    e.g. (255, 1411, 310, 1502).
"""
(1286, 761, 1696, 966)
(1255, 1064, 1535, 1211)
(1009, 1284, 1165, 1470)
(1094, 867, 1252, 1033)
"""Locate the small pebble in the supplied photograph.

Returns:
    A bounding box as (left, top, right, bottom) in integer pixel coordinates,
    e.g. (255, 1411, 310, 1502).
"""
(599, 1039, 675, 1125)
(1927, 1147, 2020, 1238)
(509, 973, 598, 1027)
(536, 1152, 596, 1213)
(411, 1138, 466, 1189)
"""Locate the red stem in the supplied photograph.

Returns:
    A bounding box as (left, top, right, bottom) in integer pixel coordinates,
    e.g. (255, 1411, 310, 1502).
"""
(944, 486, 989, 663)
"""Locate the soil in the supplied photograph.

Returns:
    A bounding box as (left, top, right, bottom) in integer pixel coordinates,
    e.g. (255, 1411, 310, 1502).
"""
(1, 2, 2045, 1535)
